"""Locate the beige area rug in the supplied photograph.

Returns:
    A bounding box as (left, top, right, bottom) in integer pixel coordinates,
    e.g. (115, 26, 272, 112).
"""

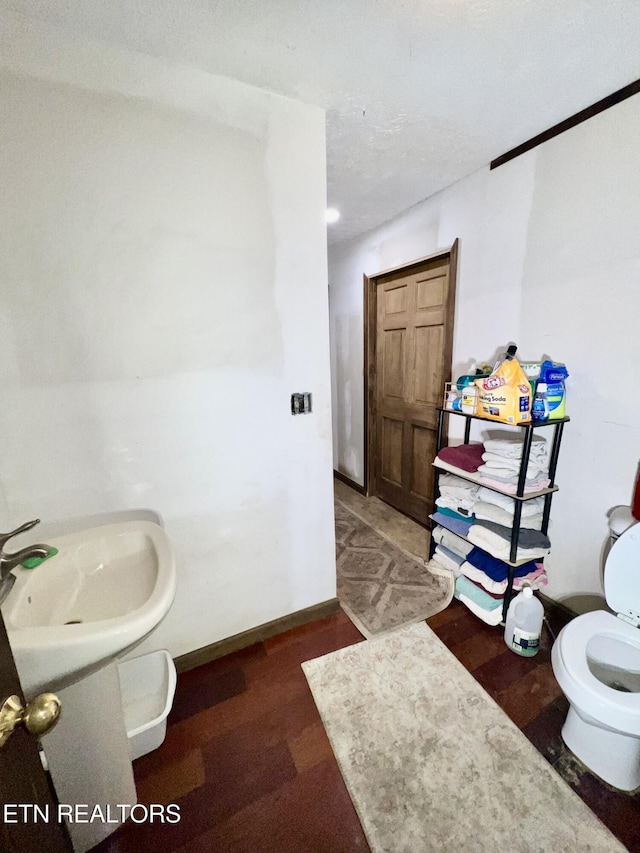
(335, 500, 453, 638)
(302, 622, 626, 853)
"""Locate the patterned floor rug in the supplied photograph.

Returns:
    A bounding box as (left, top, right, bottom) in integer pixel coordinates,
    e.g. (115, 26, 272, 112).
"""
(335, 499, 453, 638)
(302, 622, 626, 853)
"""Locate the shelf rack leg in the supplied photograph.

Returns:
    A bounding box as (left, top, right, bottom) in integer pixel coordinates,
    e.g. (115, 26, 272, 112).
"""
(509, 500, 524, 563)
(463, 417, 472, 445)
(542, 420, 564, 531)
(502, 571, 514, 623)
(516, 424, 534, 497)
(429, 409, 446, 561)
(547, 421, 565, 487)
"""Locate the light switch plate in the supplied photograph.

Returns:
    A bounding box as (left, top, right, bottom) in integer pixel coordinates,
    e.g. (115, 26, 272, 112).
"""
(291, 392, 312, 415)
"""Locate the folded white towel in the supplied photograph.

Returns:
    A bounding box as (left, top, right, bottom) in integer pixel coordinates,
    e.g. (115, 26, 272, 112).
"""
(474, 501, 543, 530)
(456, 593, 503, 626)
(475, 488, 544, 516)
(434, 547, 463, 576)
(438, 473, 479, 499)
(481, 452, 548, 477)
(436, 496, 476, 515)
(483, 436, 547, 459)
(477, 462, 544, 481)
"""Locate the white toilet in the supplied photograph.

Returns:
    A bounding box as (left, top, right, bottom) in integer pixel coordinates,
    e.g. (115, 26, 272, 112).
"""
(551, 523, 640, 791)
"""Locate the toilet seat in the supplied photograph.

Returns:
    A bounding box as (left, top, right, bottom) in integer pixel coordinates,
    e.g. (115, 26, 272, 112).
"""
(554, 610, 640, 735)
(550, 524, 640, 789)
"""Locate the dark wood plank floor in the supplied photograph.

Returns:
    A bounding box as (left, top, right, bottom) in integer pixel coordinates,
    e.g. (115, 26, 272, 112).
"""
(95, 601, 640, 853)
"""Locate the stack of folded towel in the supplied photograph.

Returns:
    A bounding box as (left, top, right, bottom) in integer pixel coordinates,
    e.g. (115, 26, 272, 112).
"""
(431, 471, 479, 537)
(461, 547, 547, 594)
(474, 486, 544, 531)
(432, 474, 548, 545)
(454, 575, 504, 626)
(431, 509, 473, 538)
(430, 526, 473, 576)
(436, 443, 485, 474)
(453, 547, 548, 626)
(467, 519, 550, 561)
(435, 473, 478, 518)
(476, 436, 550, 494)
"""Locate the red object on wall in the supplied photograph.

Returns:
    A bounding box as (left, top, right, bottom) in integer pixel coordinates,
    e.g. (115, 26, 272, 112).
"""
(633, 465, 640, 521)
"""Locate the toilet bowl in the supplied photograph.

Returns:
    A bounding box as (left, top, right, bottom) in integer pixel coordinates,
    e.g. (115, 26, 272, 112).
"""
(551, 524, 640, 791)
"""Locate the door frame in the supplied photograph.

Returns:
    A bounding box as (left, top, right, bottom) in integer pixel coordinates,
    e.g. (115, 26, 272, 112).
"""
(363, 239, 459, 498)
(0, 609, 72, 852)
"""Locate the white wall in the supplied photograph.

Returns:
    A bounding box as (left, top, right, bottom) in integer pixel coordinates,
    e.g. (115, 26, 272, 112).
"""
(329, 95, 640, 605)
(0, 16, 336, 658)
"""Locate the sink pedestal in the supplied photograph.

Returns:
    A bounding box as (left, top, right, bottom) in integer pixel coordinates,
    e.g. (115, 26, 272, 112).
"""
(42, 662, 136, 852)
(1, 512, 177, 850)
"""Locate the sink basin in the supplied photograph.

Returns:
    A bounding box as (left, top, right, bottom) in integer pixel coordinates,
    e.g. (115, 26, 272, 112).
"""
(1, 520, 176, 697)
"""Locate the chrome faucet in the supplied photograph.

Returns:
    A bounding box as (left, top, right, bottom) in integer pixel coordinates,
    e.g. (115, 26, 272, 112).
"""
(0, 519, 54, 581)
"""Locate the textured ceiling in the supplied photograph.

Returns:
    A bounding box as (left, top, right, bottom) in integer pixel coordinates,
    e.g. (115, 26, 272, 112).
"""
(4, 0, 640, 243)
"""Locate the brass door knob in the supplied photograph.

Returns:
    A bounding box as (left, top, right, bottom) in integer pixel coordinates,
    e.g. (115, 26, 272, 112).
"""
(0, 693, 61, 748)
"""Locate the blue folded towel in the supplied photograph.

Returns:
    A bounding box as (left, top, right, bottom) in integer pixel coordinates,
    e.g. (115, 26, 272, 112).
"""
(438, 544, 466, 567)
(465, 546, 538, 582)
(438, 506, 476, 522)
(431, 511, 473, 539)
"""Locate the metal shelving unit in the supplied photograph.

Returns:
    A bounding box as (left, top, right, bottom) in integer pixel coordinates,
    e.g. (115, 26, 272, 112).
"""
(429, 408, 569, 621)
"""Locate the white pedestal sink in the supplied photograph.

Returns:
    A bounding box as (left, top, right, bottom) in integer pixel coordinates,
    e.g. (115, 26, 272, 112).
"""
(1, 519, 176, 698)
(1, 514, 177, 852)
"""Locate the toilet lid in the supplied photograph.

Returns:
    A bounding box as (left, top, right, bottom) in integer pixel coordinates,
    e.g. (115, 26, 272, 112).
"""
(605, 524, 640, 621)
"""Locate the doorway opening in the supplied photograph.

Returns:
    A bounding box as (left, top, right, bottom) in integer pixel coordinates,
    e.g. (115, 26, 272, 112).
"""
(364, 241, 458, 526)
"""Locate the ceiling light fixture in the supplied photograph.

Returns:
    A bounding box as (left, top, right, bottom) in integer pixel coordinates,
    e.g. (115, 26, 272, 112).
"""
(325, 208, 340, 224)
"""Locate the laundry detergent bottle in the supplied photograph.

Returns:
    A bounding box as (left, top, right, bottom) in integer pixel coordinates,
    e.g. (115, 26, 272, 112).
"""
(504, 586, 544, 657)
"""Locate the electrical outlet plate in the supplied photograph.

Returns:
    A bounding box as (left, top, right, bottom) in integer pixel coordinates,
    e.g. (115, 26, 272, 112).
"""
(291, 392, 312, 415)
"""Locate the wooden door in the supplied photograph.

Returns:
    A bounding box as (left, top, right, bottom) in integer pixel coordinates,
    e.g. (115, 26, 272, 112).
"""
(0, 610, 72, 852)
(367, 244, 457, 524)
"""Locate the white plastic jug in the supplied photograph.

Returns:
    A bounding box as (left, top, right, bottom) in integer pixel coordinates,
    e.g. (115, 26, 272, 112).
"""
(504, 586, 544, 657)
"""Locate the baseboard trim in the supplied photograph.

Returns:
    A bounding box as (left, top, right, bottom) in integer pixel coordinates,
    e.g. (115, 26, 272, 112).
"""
(334, 469, 366, 495)
(174, 597, 341, 674)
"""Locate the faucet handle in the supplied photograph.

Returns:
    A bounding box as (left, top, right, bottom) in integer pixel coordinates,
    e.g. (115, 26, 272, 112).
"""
(0, 519, 41, 551)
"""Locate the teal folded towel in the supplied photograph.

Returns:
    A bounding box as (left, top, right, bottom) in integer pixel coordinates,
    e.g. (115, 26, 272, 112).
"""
(454, 574, 503, 611)
(438, 506, 475, 522)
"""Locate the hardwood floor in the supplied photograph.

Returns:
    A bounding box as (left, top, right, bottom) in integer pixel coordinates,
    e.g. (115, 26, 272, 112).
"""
(94, 600, 640, 853)
(93, 482, 639, 853)
(94, 611, 368, 853)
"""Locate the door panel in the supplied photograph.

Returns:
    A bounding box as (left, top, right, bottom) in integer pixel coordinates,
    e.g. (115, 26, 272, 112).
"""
(381, 418, 403, 485)
(0, 610, 71, 852)
(413, 325, 443, 405)
(382, 329, 405, 398)
(416, 269, 446, 312)
(410, 424, 437, 502)
(384, 282, 408, 314)
(370, 248, 456, 524)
